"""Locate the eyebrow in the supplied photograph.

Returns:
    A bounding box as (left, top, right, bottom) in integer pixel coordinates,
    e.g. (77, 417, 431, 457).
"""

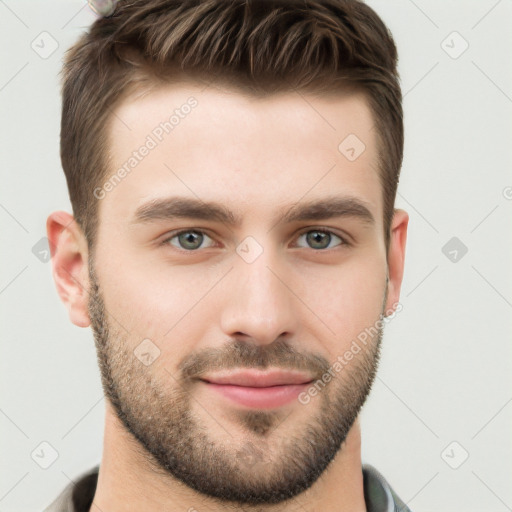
(131, 195, 375, 228)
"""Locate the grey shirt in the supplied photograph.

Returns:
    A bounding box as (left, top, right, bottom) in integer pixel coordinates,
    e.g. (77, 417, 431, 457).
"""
(43, 463, 411, 512)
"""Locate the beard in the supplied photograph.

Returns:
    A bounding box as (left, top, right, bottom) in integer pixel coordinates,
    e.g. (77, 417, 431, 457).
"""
(87, 257, 386, 507)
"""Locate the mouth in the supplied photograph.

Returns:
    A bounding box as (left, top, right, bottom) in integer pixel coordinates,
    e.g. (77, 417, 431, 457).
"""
(199, 369, 315, 387)
(198, 369, 315, 409)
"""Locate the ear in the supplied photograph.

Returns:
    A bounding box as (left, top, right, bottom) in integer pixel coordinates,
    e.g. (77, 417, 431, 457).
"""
(384, 208, 409, 315)
(46, 211, 91, 328)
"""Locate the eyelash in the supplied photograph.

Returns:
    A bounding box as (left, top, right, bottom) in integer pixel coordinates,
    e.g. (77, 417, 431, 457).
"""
(159, 227, 350, 252)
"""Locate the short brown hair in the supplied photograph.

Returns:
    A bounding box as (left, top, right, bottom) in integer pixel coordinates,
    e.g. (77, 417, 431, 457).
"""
(60, 0, 403, 255)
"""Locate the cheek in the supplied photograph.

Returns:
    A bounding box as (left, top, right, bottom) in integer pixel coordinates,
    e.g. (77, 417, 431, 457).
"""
(297, 258, 385, 353)
(97, 253, 217, 352)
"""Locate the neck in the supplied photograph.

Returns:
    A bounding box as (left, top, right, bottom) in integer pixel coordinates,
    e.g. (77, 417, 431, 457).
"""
(90, 402, 366, 512)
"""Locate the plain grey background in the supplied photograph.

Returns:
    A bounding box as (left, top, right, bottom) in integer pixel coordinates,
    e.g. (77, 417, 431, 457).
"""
(1, 1, 511, 511)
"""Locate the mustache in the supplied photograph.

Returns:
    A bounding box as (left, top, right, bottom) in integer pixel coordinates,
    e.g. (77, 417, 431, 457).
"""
(178, 339, 330, 381)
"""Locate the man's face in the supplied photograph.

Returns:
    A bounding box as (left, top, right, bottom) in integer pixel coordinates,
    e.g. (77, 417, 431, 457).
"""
(87, 82, 395, 505)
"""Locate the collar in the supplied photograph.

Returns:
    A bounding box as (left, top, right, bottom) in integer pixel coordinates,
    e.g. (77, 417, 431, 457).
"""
(44, 463, 411, 512)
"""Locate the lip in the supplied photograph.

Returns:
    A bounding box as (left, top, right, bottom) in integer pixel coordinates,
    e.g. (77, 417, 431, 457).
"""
(199, 369, 315, 409)
(199, 369, 315, 387)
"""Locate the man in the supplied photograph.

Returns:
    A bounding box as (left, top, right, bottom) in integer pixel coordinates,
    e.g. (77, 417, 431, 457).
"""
(45, 0, 410, 510)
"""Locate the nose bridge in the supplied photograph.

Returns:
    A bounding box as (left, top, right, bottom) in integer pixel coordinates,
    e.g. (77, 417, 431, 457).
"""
(220, 239, 297, 344)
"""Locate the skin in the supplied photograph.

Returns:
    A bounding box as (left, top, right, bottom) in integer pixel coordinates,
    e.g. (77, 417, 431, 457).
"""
(47, 81, 408, 512)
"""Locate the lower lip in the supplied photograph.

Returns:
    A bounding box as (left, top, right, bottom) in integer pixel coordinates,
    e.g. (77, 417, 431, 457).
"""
(202, 382, 311, 409)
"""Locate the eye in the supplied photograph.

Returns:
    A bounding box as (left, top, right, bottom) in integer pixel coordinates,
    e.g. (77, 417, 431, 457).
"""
(161, 230, 216, 251)
(160, 227, 348, 252)
(294, 228, 347, 250)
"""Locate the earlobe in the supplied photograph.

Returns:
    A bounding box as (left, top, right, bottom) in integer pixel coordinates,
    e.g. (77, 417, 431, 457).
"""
(46, 211, 91, 328)
(385, 208, 409, 314)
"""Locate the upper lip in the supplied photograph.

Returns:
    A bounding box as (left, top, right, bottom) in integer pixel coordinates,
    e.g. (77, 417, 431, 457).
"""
(199, 369, 315, 387)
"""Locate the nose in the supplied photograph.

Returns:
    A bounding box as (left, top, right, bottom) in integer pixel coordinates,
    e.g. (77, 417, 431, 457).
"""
(219, 242, 298, 346)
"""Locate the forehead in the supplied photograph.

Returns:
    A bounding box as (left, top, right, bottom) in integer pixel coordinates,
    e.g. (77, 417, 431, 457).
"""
(101, 80, 382, 227)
